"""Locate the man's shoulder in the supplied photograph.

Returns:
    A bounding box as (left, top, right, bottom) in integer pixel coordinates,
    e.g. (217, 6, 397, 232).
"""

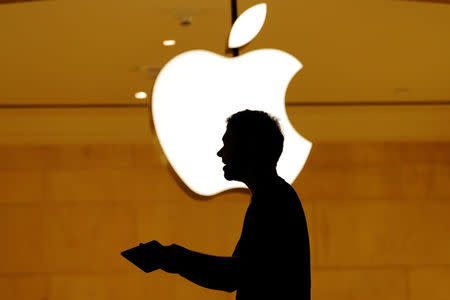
(255, 180, 298, 211)
(270, 176, 300, 203)
(279, 176, 299, 196)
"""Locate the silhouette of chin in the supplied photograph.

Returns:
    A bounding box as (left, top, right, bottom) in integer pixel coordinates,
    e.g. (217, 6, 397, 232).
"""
(223, 165, 232, 180)
(223, 164, 242, 182)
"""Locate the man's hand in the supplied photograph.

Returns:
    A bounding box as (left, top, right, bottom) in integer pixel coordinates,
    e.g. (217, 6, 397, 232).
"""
(139, 240, 163, 249)
(159, 243, 180, 274)
(121, 240, 167, 273)
(138, 241, 179, 274)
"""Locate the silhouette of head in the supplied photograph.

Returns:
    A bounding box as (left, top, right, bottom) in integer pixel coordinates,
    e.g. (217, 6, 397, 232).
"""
(217, 109, 284, 182)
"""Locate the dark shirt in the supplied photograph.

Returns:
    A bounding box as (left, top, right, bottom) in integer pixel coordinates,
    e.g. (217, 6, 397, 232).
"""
(166, 176, 311, 300)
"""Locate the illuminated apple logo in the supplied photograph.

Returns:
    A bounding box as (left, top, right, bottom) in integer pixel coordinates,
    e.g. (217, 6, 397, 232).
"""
(151, 3, 312, 196)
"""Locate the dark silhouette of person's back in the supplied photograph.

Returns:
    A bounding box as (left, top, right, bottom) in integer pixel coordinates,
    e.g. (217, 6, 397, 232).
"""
(123, 109, 311, 299)
(216, 109, 310, 299)
(231, 175, 310, 299)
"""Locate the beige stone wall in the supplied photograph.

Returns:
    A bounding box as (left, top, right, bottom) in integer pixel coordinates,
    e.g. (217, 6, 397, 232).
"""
(0, 143, 449, 300)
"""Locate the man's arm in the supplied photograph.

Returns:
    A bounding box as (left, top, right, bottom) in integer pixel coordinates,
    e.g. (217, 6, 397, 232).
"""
(161, 244, 244, 293)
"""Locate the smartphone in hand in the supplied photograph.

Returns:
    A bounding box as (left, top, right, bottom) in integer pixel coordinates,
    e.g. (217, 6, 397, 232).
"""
(121, 240, 165, 273)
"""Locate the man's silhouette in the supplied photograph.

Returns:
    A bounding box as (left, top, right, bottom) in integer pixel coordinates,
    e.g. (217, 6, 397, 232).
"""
(148, 110, 310, 299)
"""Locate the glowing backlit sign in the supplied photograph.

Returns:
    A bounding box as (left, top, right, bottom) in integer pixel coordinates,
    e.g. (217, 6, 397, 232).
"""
(152, 3, 312, 196)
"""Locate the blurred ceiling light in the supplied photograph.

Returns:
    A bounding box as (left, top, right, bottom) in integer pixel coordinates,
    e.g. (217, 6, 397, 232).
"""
(163, 40, 176, 46)
(134, 91, 148, 99)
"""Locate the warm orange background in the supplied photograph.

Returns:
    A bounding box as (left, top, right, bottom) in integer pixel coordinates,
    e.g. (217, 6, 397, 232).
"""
(1, 142, 449, 300)
(1, 0, 449, 299)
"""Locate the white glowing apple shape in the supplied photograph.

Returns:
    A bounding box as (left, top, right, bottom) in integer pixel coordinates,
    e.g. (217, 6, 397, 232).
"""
(151, 3, 312, 196)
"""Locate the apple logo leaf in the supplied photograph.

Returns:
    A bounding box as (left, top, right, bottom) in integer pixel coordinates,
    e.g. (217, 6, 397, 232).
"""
(228, 3, 267, 49)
